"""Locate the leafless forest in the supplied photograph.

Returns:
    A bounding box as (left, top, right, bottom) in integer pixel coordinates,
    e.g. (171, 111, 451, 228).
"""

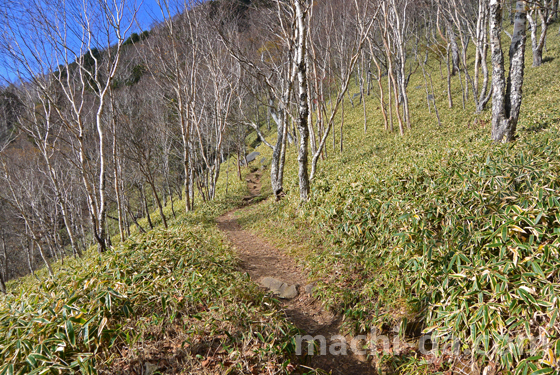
(0, 0, 556, 290)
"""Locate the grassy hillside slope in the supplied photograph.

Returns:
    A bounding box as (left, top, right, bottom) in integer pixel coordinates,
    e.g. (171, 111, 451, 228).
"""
(237, 26, 560, 374)
(0, 176, 303, 374)
(2, 20, 560, 375)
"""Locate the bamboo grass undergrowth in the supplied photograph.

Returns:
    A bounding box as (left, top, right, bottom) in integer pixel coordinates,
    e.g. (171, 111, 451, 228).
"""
(0, 166, 301, 374)
(235, 24, 560, 375)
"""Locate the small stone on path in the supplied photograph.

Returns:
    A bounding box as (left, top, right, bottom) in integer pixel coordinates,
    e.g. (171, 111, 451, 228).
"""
(280, 284, 298, 299)
(262, 276, 283, 291)
(261, 277, 299, 299)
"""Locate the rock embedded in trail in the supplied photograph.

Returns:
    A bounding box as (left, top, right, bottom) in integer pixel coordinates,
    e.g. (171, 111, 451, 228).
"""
(261, 277, 299, 299)
(217, 210, 376, 373)
(280, 284, 298, 299)
(261, 276, 283, 291)
(304, 282, 316, 295)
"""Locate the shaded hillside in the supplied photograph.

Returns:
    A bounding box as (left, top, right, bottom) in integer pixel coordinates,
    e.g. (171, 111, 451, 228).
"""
(0, 88, 21, 146)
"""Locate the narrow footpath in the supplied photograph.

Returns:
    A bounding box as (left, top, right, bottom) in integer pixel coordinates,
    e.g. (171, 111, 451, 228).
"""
(216, 171, 377, 375)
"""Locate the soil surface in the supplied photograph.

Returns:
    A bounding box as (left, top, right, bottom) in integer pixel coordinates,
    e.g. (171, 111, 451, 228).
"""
(216, 169, 377, 375)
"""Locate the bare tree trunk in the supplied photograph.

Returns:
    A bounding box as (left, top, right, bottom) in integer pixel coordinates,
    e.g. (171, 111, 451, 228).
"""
(382, 16, 402, 135)
(189, 164, 195, 210)
(340, 96, 344, 152)
(454, 31, 468, 108)
(36, 242, 53, 277)
(490, 0, 528, 142)
(0, 229, 7, 293)
(236, 147, 242, 181)
(306, 7, 317, 156)
(23, 238, 38, 281)
(141, 185, 154, 229)
(389, 0, 411, 130)
(181, 104, 192, 213)
(270, 110, 285, 198)
(149, 181, 167, 229)
(446, 46, 454, 108)
(308, 89, 317, 156)
(360, 51, 367, 133)
(310, 40, 324, 155)
(126, 205, 146, 234)
(0, 270, 5, 294)
(270, 93, 290, 199)
(398, 56, 411, 129)
(417, 41, 442, 127)
(474, 0, 484, 94)
(225, 153, 230, 196)
(447, 20, 460, 75)
(110, 91, 126, 243)
(389, 66, 404, 136)
(387, 64, 394, 132)
(278, 100, 289, 196)
(371, 53, 389, 131)
(475, 0, 491, 113)
(95, 99, 108, 253)
(528, 3, 549, 67)
(266, 105, 271, 131)
(295, 0, 310, 201)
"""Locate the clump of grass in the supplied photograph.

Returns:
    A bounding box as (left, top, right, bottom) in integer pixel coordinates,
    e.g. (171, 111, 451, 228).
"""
(315, 129, 560, 373)
(0, 220, 298, 374)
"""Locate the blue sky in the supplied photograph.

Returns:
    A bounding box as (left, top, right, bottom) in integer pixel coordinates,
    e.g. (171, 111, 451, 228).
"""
(135, 0, 181, 33)
(0, 0, 182, 85)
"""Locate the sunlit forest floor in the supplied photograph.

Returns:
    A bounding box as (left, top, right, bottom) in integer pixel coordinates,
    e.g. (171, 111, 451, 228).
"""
(235, 26, 560, 374)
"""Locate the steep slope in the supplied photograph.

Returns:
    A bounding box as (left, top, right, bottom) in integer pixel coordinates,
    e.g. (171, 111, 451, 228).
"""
(2, 13, 560, 375)
(233, 23, 560, 375)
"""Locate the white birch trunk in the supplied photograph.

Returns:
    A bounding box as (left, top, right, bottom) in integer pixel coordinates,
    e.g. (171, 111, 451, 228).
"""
(490, 0, 528, 142)
(295, 0, 310, 201)
(528, 3, 549, 67)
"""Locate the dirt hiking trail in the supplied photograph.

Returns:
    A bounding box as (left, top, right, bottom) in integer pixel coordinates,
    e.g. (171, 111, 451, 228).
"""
(216, 170, 377, 375)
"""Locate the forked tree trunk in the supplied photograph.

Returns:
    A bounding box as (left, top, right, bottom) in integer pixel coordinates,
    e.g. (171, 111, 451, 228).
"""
(490, 0, 528, 142)
(475, 0, 491, 113)
(528, 4, 549, 67)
